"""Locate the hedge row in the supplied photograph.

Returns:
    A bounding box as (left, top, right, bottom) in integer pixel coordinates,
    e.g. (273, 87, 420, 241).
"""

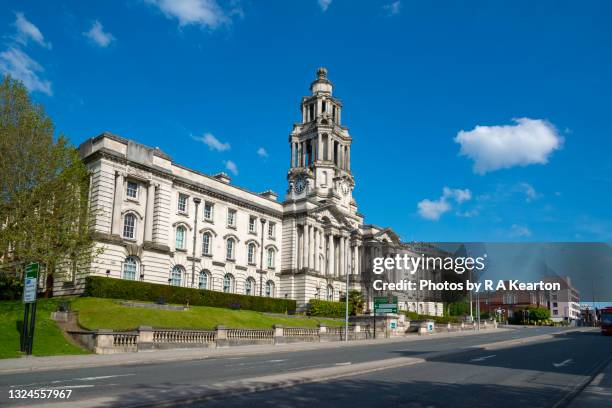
(0, 274, 23, 300)
(84, 276, 296, 314)
(308, 299, 352, 318)
(402, 311, 460, 324)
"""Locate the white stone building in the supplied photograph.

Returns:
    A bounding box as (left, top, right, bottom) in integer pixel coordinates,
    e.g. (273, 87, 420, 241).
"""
(61, 68, 440, 311)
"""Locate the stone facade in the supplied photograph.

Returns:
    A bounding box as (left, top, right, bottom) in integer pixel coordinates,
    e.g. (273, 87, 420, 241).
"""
(60, 68, 441, 312)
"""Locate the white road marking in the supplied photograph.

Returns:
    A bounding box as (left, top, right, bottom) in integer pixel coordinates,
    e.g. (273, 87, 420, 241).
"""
(75, 374, 135, 381)
(553, 359, 573, 368)
(470, 355, 496, 362)
(266, 359, 287, 363)
(335, 362, 352, 366)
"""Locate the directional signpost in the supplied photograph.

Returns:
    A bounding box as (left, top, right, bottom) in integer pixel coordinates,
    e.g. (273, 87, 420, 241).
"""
(21, 262, 39, 355)
(373, 295, 398, 338)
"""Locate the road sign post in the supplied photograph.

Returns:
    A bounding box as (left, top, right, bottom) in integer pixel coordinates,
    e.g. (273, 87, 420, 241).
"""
(21, 263, 39, 355)
(373, 296, 398, 339)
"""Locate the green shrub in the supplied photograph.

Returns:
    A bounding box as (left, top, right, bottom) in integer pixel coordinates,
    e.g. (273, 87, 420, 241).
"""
(308, 299, 352, 318)
(0, 274, 23, 300)
(84, 276, 296, 314)
(401, 310, 460, 324)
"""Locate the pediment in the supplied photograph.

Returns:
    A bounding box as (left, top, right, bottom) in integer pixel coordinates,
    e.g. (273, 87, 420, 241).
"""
(310, 203, 357, 229)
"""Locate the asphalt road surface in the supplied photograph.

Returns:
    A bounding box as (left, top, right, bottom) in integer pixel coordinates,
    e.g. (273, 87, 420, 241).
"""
(1, 327, 609, 408)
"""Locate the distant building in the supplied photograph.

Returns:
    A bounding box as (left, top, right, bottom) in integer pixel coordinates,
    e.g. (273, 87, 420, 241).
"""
(543, 276, 580, 323)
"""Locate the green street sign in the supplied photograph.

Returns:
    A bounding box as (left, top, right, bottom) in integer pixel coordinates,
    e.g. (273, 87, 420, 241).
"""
(23, 263, 39, 304)
(374, 296, 398, 315)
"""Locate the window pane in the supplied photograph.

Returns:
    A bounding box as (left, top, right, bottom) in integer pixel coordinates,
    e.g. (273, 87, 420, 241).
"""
(171, 266, 182, 286)
(126, 181, 138, 198)
(123, 257, 137, 280)
(178, 194, 188, 212)
(176, 227, 185, 249)
(199, 272, 208, 289)
(123, 214, 135, 239)
(226, 239, 234, 259)
(202, 233, 210, 255)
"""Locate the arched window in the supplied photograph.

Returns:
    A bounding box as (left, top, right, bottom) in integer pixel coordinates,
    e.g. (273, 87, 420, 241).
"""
(226, 238, 235, 260)
(199, 270, 209, 290)
(170, 265, 183, 286)
(267, 248, 275, 268)
(326, 285, 334, 301)
(123, 256, 138, 280)
(245, 277, 256, 296)
(265, 280, 275, 297)
(202, 233, 211, 255)
(175, 226, 186, 250)
(223, 273, 234, 293)
(123, 213, 136, 239)
(247, 243, 256, 264)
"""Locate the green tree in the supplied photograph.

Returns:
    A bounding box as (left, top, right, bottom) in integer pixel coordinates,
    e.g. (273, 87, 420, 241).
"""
(0, 76, 96, 296)
(348, 290, 364, 316)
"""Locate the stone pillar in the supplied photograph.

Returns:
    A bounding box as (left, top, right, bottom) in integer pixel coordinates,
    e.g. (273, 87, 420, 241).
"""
(354, 245, 360, 275)
(94, 329, 115, 354)
(144, 182, 155, 242)
(291, 143, 295, 168)
(328, 234, 335, 276)
(309, 225, 315, 270)
(313, 227, 319, 273)
(328, 138, 333, 162)
(339, 236, 345, 277)
(318, 134, 323, 163)
(347, 147, 351, 171)
(273, 324, 284, 344)
(111, 172, 124, 235)
(138, 326, 154, 351)
(303, 223, 310, 270)
(298, 226, 304, 270)
(216, 325, 228, 348)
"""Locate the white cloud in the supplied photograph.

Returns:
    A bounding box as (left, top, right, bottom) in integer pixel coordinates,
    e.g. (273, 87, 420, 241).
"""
(455, 118, 563, 174)
(509, 224, 532, 238)
(318, 0, 332, 11)
(145, 0, 230, 28)
(14, 12, 51, 49)
(417, 186, 472, 221)
(224, 160, 238, 175)
(0, 47, 52, 95)
(83, 21, 116, 47)
(383, 1, 401, 16)
(257, 147, 268, 158)
(515, 182, 538, 202)
(417, 199, 451, 221)
(191, 132, 230, 151)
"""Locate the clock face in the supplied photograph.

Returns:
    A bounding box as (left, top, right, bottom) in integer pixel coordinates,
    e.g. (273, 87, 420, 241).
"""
(294, 177, 307, 193)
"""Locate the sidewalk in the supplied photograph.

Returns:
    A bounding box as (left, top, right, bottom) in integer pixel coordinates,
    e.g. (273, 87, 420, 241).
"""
(568, 354, 612, 408)
(0, 328, 510, 374)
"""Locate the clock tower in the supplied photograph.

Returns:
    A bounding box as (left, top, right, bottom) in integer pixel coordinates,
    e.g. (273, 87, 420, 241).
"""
(286, 68, 356, 212)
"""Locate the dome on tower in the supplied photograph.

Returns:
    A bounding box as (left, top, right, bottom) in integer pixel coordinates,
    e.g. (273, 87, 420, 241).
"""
(310, 67, 333, 95)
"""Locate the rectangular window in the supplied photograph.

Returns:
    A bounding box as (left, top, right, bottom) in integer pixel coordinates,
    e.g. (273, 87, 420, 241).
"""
(204, 202, 213, 220)
(268, 222, 276, 238)
(227, 209, 236, 227)
(249, 216, 257, 233)
(321, 100, 326, 112)
(553, 302, 558, 308)
(178, 193, 188, 213)
(126, 181, 138, 199)
(553, 309, 558, 315)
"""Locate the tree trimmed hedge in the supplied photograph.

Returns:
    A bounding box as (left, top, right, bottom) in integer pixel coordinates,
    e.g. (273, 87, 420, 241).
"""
(84, 276, 296, 314)
(309, 299, 352, 318)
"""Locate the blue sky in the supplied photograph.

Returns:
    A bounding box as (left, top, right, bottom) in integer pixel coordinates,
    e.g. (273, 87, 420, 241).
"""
(2, 1, 611, 242)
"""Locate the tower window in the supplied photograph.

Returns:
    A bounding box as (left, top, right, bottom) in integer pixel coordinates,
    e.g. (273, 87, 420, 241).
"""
(322, 100, 326, 112)
(332, 105, 337, 122)
(309, 104, 314, 121)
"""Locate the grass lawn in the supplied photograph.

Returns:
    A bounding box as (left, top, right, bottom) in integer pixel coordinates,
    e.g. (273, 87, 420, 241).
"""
(0, 298, 89, 359)
(73, 297, 343, 331)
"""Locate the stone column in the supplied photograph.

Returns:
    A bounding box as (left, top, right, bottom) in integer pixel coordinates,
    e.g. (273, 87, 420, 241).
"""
(314, 227, 321, 273)
(303, 223, 310, 270)
(291, 143, 295, 168)
(347, 147, 351, 171)
(318, 134, 323, 163)
(328, 234, 335, 276)
(309, 225, 316, 270)
(111, 171, 124, 235)
(144, 182, 155, 242)
(339, 236, 345, 276)
(353, 244, 360, 275)
(298, 225, 304, 270)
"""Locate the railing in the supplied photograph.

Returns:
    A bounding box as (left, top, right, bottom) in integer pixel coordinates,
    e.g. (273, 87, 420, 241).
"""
(113, 332, 138, 348)
(227, 329, 274, 340)
(153, 329, 216, 344)
(283, 327, 319, 337)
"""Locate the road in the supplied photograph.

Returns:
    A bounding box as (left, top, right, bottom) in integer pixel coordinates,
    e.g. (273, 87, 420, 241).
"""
(0, 327, 609, 407)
